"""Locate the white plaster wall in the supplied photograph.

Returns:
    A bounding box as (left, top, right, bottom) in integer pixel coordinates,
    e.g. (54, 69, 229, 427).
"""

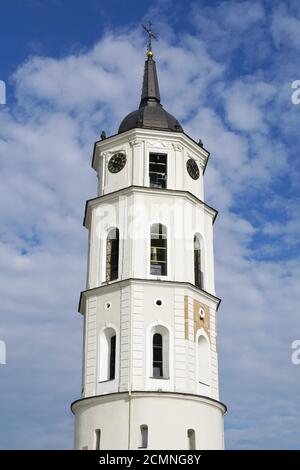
(87, 190, 215, 293)
(94, 129, 208, 201)
(187, 294, 196, 393)
(83, 296, 97, 397)
(81, 281, 219, 401)
(74, 394, 130, 450)
(119, 285, 131, 392)
(73, 392, 225, 450)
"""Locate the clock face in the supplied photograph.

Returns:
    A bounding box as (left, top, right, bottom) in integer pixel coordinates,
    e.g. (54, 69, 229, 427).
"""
(108, 152, 127, 173)
(186, 158, 200, 180)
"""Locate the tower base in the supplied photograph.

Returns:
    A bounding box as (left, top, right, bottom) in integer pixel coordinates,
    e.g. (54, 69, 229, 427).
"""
(71, 391, 226, 450)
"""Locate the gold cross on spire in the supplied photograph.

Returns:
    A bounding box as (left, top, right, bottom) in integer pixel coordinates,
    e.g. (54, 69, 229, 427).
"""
(142, 21, 158, 58)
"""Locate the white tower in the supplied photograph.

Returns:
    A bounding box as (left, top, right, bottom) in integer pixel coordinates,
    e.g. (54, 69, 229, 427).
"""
(72, 36, 226, 450)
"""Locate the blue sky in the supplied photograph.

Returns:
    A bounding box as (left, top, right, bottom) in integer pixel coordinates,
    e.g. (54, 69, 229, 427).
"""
(1, 0, 300, 449)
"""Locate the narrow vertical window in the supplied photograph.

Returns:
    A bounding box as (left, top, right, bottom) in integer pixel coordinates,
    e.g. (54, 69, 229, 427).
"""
(153, 333, 163, 377)
(106, 228, 119, 281)
(109, 334, 116, 380)
(140, 425, 148, 449)
(187, 429, 196, 450)
(95, 429, 101, 450)
(149, 153, 167, 188)
(194, 235, 203, 289)
(150, 223, 167, 276)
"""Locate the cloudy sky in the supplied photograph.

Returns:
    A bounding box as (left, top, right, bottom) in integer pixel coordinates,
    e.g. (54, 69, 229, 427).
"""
(0, 0, 300, 450)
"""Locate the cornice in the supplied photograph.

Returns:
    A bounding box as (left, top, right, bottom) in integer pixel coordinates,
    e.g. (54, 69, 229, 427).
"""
(78, 277, 221, 315)
(83, 185, 218, 228)
(71, 390, 227, 415)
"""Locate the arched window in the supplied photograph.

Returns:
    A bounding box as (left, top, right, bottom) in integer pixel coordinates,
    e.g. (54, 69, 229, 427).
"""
(151, 325, 169, 378)
(187, 429, 196, 450)
(106, 228, 119, 282)
(197, 334, 211, 393)
(194, 235, 203, 289)
(140, 425, 148, 448)
(150, 223, 167, 276)
(99, 328, 116, 382)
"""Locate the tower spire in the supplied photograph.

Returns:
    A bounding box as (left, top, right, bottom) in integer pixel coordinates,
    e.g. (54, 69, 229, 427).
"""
(118, 22, 183, 133)
(140, 21, 160, 108)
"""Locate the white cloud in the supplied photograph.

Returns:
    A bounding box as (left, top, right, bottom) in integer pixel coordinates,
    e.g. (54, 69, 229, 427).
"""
(271, 6, 300, 51)
(190, 0, 266, 60)
(222, 79, 276, 132)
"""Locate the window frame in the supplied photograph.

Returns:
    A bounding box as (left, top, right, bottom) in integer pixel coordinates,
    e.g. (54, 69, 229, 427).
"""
(95, 429, 101, 450)
(149, 324, 170, 380)
(109, 334, 116, 380)
(146, 322, 173, 389)
(194, 234, 204, 289)
(150, 223, 168, 277)
(139, 425, 148, 449)
(152, 333, 163, 378)
(98, 326, 118, 384)
(187, 429, 196, 450)
(149, 152, 168, 189)
(105, 227, 120, 283)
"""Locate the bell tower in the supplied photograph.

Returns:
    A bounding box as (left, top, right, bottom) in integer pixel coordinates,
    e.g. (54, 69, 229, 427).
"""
(72, 26, 226, 450)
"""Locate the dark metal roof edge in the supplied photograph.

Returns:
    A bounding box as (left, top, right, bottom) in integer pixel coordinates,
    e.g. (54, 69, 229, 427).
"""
(71, 390, 227, 415)
(119, 121, 183, 134)
(91, 141, 97, 170)
(83, 185, 218, 228)
(78, 290, 84, 314)
(182, 131, 210, 159)
(203, 150, 210, 175)
(83, 199, 89, 228)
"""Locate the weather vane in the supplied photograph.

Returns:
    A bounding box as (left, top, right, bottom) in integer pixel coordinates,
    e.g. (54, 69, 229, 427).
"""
(142, 21, 158, 58)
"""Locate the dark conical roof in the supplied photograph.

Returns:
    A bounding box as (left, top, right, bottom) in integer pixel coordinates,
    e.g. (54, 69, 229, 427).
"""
(118, 55, 183, 134)
(140, 56, 160, 106)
